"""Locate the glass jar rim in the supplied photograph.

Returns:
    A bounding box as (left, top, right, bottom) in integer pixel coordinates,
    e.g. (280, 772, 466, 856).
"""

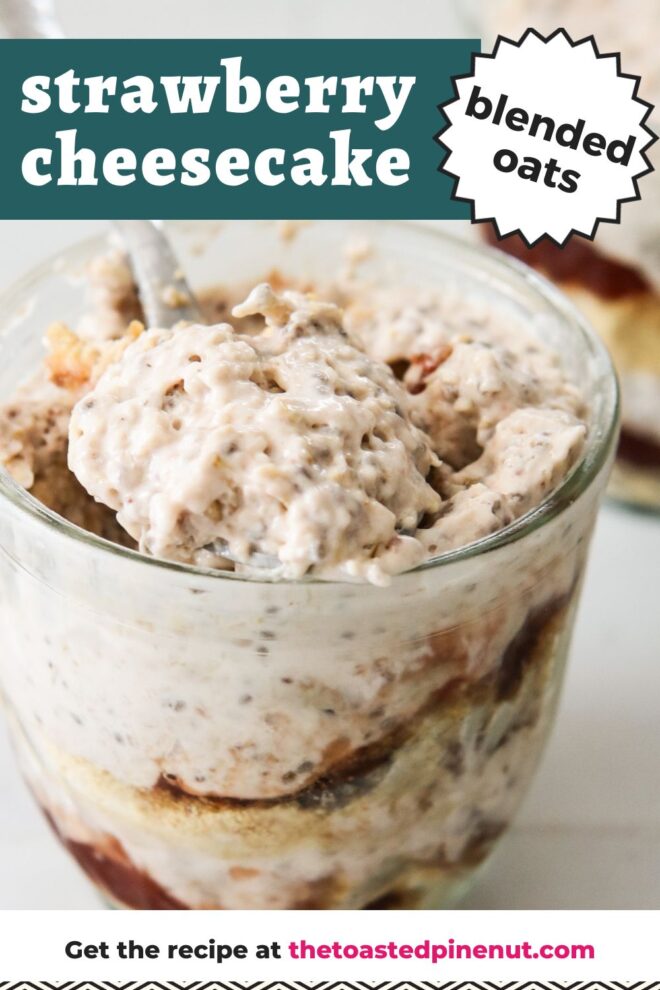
(0, 220, 620, 585)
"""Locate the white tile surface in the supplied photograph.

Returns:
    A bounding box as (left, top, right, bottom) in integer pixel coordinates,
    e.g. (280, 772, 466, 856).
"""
(0, 219, 658, 908)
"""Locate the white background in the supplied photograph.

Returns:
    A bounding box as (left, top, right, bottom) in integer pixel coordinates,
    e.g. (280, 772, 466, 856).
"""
(0, 1, 658, 913)
(1, 0, 472, 40)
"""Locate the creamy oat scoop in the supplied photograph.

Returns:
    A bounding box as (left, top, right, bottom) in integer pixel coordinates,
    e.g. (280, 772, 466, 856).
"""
(68, 284, 442, 583)
(60, 268, 589, 584)
(0, 249, 589, 584)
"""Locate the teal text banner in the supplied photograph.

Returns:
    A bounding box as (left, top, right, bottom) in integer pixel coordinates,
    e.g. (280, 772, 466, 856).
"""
(0, 39, 478, 219)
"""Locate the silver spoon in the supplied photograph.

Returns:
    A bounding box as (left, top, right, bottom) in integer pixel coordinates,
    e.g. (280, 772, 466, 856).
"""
(2, 0, 280, 570)
(0, 0, 203, 329)
(208, 540, 282, 573)
(112, 219, 202, 328)
(0, 0, 63, 37)
(116, 229, 274, 564)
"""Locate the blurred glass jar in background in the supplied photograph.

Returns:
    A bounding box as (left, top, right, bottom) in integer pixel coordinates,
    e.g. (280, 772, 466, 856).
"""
(479, 0, 660, 508)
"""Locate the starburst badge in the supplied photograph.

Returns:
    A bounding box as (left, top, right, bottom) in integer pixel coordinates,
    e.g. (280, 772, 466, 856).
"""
(437, 28, 656, 246)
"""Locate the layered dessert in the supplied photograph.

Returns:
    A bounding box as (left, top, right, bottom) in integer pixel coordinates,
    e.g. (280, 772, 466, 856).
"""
(0, 225, 614, 909)
(483, 0, 660, 505)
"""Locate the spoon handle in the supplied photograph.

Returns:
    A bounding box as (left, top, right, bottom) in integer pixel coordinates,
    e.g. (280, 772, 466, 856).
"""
(113, 220, 203, 328)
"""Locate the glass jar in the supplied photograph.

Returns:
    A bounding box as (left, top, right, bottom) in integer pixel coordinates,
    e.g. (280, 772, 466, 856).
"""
(480, 231, 660, 510)
(0, 221, 618, 909)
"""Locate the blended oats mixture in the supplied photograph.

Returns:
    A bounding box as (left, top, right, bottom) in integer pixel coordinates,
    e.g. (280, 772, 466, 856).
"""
(0, 244, 599, 909)
(3, 253, 586, 584)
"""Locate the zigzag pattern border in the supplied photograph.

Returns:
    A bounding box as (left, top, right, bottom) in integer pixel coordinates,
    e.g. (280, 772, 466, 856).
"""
(0, 983, 658, 990)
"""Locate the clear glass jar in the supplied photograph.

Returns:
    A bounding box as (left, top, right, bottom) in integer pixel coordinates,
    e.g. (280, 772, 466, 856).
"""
(480, 231, 660, 511)
(0, 221, 618, 909)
